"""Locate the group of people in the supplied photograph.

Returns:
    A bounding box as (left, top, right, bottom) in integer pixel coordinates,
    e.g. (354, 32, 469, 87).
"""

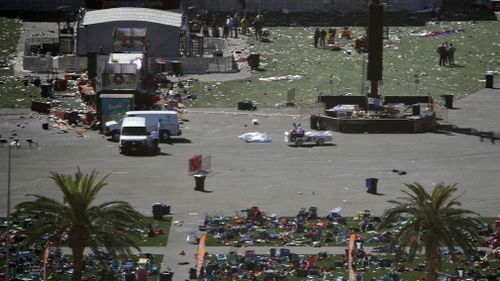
(195, 12, 264, 41)
(436, 41, 456, 66)
(313, 27, 341, 48)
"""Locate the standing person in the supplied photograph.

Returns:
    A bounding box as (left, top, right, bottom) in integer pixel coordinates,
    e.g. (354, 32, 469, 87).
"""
(291, 123, 298, 141)
(233, 13, 241, 38)
(212, 24, 220, 38)
(202, 23, 209, 37)
(211, 14, 218, 37)
(314, 28, 320, 48)
(448, 43, 456, 66)
(225, 15, 235, 38)
(320, 29, 327, 47)
(437, 43, 447, 66)
(222, 20, 229, 39)
(240, 16, 249, 35)
(254, 12, 264, 40)
(151, 126, 159, 148)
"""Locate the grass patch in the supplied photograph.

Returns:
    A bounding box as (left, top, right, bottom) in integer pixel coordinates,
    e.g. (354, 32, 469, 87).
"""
(0, 17, 41, 108)
(134, 216, 172, 247)
(187, 21, 500, 108)
(0, 17, 21, 74)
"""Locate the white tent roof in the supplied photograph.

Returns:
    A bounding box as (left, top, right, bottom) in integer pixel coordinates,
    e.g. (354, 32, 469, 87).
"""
(83, 7, 182, 27)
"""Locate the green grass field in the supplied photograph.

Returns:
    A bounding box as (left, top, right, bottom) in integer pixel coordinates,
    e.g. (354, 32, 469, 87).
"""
(0, 17, 40, 108)
(0, 18, 499, 109)
(187, 20, 500, 108)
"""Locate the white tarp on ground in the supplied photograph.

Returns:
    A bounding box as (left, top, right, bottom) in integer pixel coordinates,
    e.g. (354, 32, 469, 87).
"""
(259, 75, 303, 82)
(238, 132, 272, 143)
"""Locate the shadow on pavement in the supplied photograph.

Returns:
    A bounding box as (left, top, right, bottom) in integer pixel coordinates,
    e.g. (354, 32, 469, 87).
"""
(434, 125, 498, 144)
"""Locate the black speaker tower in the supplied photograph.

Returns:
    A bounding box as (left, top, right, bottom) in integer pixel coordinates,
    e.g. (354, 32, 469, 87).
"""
(367, 0, 384, 99)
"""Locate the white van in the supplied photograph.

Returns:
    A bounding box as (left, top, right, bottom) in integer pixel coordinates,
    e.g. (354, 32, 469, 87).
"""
(119, 117, 159, 155)
(106, 111, 181, 141)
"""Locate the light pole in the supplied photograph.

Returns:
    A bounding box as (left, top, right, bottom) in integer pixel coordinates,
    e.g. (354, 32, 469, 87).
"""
(3, 138, 39, 280)
(4, 142, 13, 281)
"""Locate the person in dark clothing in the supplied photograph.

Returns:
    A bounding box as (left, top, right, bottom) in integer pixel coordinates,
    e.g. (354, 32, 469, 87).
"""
(314, 28, 320, 48)
(212, 25, 220, 38)
(254, 12, 264, 40)
(447, 43, 456, 65)
(202, 24, 209, 37)
(233, 13, 241, 39)
(437, 43, 447, 66)
(223, 22, 229, 39)
(320, 29, 327, 47)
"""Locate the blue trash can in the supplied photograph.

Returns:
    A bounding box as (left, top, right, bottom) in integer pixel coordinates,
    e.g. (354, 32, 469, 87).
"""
(279, 248, 290, 257)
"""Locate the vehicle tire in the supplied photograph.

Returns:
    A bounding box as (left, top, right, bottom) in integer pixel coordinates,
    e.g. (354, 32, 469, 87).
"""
(111, 131, 120, 142)
(295, 139, 304, 146)
(317, 139, 325, 146)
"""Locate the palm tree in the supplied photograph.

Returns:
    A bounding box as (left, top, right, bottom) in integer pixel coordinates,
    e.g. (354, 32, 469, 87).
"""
(15, 168, 145, 281)
(378, 183, 482, 281)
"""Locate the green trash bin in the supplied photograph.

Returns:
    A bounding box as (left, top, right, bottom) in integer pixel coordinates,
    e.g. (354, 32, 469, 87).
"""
(485, 71, 494, 88)
(152, 203, 163, 220)
(194, 173, 206, 191)
(159, 271, 173, 281)
(171, 60, 182, 76)
(365, 178, 379, 194)
(441, 94, 453, 109)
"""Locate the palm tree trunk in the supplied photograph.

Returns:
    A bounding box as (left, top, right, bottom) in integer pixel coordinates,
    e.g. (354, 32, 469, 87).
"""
(426, 245, 439, 281)
(71, 244, 85, 281)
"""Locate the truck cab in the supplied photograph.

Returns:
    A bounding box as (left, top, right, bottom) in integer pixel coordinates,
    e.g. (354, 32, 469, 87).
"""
(119, 117, 159, 155)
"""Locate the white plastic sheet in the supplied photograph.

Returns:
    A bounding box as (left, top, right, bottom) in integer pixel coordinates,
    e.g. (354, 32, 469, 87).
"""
(238, 132, 272, 143)
(258, 75, 303, 82)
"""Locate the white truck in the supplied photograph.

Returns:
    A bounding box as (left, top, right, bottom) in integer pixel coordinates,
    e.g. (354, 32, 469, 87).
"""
(284, 130, 333, 146)
(105, 111, 181, 141)
(119, 117, 159, 155)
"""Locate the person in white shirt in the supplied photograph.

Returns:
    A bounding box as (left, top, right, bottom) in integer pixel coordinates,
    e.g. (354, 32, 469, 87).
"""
(296, 123, 304, 136)
(151, 126, 159, 148)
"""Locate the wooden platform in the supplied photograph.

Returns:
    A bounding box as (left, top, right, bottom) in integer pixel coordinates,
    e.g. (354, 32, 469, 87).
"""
(310, 114, 436, 133)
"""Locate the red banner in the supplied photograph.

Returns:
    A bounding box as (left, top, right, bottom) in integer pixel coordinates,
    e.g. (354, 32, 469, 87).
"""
(189, 154, 202, 175)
